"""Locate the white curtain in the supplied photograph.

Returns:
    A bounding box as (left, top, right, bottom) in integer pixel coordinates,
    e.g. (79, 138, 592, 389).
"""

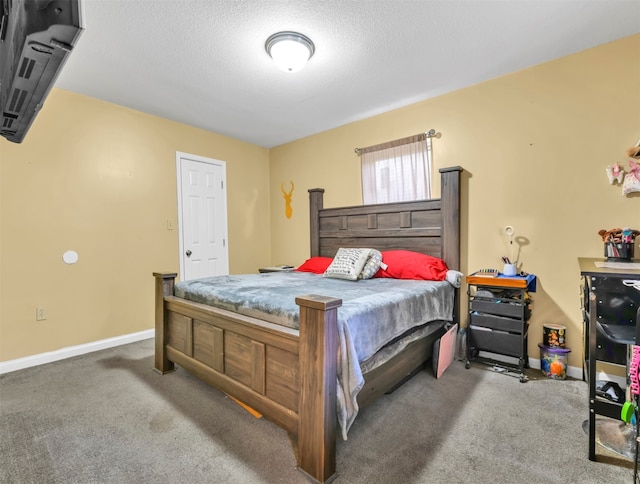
(361, 136, 432, 204)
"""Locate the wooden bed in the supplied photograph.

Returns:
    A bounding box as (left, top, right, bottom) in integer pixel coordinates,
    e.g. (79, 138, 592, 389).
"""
(153, 166, 462, 483)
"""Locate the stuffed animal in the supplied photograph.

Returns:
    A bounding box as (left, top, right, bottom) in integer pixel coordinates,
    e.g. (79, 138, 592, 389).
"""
(606, 163, 625, 184)
(622, 160, 640, 196)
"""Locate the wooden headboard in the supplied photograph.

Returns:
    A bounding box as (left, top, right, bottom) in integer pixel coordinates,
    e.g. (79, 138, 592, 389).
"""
(308, 166, 462, 271)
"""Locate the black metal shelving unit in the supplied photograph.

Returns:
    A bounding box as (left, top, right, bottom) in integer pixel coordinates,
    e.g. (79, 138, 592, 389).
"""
(579, 257, 640, 462)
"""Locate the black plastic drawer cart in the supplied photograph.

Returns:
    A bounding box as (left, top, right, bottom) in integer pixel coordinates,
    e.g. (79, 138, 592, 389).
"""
(464, 274, 536, 382)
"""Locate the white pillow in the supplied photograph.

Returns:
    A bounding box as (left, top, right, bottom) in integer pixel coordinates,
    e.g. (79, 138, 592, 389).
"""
(358, 249, 382, 279)
(324, 248, 372, 281)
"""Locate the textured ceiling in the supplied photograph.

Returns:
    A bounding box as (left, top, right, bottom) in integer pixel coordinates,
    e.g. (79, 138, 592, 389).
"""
(55, 0, 640, 148)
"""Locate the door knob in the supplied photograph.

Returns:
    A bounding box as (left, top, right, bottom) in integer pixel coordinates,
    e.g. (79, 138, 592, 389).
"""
(186, 250, 192, 257)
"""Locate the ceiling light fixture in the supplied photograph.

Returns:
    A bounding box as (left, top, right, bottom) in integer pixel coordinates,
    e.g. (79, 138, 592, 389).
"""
(265, 31, 315, 73)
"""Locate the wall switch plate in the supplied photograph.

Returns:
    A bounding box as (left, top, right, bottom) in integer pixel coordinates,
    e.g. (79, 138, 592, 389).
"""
(167, 219, 174, 230)
(36, 307, 47, 321)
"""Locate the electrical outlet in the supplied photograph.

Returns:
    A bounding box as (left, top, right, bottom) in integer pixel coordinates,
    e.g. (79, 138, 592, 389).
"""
(36, 307, 47, 321)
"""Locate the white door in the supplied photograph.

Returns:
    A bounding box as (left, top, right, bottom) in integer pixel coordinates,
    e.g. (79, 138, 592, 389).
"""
(177, 152, 229, 281)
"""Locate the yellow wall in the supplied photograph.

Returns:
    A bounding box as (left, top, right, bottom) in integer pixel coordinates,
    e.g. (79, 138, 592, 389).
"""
(269, 34, 640, 370)
(1, 35, 638, 367)
(0, 90, 271, 361)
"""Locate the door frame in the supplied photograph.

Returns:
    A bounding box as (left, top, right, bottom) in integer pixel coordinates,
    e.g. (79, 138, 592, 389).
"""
(175, 151, 229, 280)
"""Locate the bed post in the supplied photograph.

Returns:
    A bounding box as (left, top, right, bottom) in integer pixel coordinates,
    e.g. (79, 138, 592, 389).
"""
(439, 166, 462, 323)
(153, 272, 178, 374)
(296, 294, 342, 484)
(439, 166, 462, 271)
(308, 188, 325, 257)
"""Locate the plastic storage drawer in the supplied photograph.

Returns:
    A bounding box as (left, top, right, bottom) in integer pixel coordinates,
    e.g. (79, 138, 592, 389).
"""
(470, 299, 524, 319)
(468, 326, 522, 358)
(469, 312, 523, 334)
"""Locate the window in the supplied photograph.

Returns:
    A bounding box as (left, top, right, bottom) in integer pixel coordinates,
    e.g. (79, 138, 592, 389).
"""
(359, 133, 433, 204)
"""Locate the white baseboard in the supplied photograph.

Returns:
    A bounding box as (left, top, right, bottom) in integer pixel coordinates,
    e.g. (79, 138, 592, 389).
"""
(0, 329, 154, 375)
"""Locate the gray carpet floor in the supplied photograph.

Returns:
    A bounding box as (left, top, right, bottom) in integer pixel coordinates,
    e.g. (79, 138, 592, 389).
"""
(0, 339, 633, 483)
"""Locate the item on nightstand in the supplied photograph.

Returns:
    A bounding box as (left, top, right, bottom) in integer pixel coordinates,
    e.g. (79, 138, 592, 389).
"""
(502, 263, 517, 276)
(503, 226, 518, 266)
(538, 343, 571, 380)
(472, 269, 498, 278)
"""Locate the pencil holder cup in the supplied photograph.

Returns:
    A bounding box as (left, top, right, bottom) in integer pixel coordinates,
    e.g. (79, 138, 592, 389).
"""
(604, 242, 634, 261)
(503, 263, 517, 276)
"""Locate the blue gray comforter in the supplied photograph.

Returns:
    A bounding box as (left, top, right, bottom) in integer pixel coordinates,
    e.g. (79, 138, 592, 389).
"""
(175, 271, 454, 438)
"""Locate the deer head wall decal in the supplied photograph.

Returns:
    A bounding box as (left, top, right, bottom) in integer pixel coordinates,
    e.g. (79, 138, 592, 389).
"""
(281, 181, 294, 219)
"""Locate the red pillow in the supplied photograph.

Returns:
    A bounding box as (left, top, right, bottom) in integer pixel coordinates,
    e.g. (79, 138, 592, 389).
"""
(295, 256, 333, 274)
(374, 250, 449, 280)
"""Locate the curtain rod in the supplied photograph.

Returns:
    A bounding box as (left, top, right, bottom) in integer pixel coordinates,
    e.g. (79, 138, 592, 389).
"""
(354, 129, 441, 156)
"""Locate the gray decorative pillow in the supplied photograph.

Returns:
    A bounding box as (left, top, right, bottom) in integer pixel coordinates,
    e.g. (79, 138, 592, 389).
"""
(324, 248, 372, 281)
(358, 249, 382, 279)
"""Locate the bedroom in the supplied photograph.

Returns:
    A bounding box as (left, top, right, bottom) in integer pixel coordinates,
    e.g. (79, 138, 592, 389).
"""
(0, 1, 639, 479)
(1, 0, 638, 373)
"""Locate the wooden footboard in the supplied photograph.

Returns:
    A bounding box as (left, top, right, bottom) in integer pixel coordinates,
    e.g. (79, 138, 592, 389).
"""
(153, 272, 341, 483)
